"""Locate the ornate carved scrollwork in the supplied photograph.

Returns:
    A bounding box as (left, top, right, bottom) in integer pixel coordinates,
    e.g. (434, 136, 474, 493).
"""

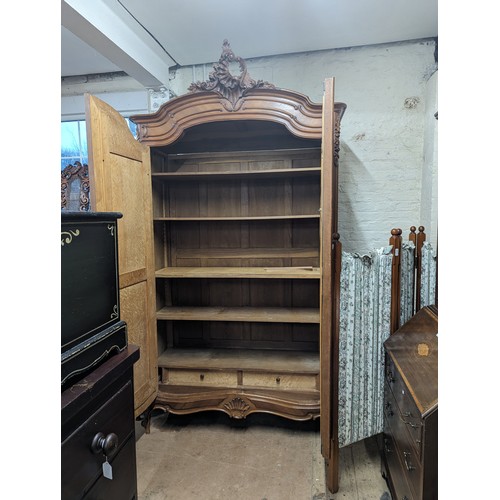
(334, 116, 342, 166)
(188, 39, 276, 109)
(61, 161, 90, 211)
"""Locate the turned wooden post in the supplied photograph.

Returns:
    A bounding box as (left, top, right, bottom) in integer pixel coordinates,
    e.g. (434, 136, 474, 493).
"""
(389, 228, 402, 334)
(415, 226, 426, 312)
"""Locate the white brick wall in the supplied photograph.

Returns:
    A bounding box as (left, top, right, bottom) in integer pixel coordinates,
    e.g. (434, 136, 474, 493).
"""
(171, 39, 438, 253)
(62, 39, 438, 254)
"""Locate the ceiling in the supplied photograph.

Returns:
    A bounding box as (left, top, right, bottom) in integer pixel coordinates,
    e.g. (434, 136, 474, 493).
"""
(61, 0, 438, 88)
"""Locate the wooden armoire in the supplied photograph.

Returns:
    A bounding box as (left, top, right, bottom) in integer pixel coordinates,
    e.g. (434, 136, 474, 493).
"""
(86, 40, 346, 492)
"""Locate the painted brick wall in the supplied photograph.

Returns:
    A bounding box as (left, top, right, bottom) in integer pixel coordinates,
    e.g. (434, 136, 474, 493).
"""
(171, 39, 438, 253)
(61, 39, 438, 254)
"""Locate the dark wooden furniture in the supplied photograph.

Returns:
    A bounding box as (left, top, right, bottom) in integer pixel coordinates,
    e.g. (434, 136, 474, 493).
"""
(61, 211, 127, 387)
(85, 40, 346, 492)
(61, 161, 90, 211)
(61, 345, 140, 500)
(389, 226, 434, 334)
(382, 305, 438, 500)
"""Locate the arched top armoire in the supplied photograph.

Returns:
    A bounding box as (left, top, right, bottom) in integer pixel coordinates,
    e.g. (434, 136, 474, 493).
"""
(85, 40, 346, 493)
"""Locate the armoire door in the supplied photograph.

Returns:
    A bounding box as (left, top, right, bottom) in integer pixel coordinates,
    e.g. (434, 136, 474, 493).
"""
(85, 94, 158, 417)
(319, 77, 341, 493)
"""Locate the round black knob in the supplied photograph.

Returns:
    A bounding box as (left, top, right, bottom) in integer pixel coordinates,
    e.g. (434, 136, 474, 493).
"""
(91, 432, 118, 456)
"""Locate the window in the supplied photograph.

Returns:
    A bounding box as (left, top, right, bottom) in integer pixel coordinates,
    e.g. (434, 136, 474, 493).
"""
(61, 119, 138, 170)
(61, 121, 87, 170)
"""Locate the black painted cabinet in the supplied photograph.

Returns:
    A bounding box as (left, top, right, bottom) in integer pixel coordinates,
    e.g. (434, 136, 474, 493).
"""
(61, 210, 139, 499)
(61, 211, 127, 387)
(61, 346, 140, 500)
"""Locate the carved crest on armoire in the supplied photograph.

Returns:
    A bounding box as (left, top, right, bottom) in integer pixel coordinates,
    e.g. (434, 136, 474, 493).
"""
(188, 39, 276, 108)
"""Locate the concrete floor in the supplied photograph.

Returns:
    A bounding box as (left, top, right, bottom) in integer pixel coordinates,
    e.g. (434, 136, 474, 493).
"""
(135, 411, 391, 500)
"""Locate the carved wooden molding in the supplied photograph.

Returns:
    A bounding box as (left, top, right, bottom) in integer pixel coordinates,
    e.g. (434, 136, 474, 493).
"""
(131, 40, 346, 155)
(188, 39, 275, 108)
(61, 161, 90, 211)
(153, 387, 320, 421)
(221, 396, 255, 419)
(334, 116, 342, 166)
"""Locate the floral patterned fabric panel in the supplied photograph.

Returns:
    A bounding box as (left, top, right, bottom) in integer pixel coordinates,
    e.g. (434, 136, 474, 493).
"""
(399, 241, 416, 326)
(338, 246, 393, 448)
(420, 241, 437, 307)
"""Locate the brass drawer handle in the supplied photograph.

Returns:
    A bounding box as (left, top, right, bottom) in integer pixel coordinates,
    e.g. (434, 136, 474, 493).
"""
(384, 439, 393, 454)
(403, 451, 415, 472)
(401, 418, 419, 430)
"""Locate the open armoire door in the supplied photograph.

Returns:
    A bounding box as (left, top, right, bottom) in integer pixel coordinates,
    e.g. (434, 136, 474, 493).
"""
(85, 40, 345, 494)
(319, 78, 343, 493)
(85, 94, 158, 417)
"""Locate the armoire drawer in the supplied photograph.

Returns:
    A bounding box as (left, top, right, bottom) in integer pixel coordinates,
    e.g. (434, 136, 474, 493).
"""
(163, 368, 239, 387)
(243, 371, 318, 390)
(385, 356, 422, 458)
(61, 380, 134, 499)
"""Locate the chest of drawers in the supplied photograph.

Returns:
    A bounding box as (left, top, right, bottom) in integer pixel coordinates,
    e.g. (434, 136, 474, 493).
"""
(61, 345, 140, 500)
(382, 306, 438, 500)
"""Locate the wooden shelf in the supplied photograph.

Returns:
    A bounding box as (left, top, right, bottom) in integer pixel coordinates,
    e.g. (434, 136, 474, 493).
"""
(155, 266, 320, 279)
(174, 247, 319, 260)
(157, 306, 320, 324)
(158, 348, 319, 373)
(164, 147, 321, 160)
(152, 167, 321, 181)
(154, 214, 320, 222)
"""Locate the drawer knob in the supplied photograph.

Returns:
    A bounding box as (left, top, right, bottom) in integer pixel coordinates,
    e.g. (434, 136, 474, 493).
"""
(91, 432, 118, 456)
(276, 377, 281, 384)
(200, 374, 205, 381)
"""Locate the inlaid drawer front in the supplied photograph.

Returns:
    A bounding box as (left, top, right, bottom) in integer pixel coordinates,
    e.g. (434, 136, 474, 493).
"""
(386, 357, 423, 459)
(163, 368, 238, 387)
(61, 380, 134, 499)
(383, 432, 415, 500)
(384, 382, 422, 499)
(243, 371, 318, 390)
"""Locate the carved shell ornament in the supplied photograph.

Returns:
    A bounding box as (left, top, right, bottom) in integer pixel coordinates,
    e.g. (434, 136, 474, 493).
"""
(188, 39, 275, 108)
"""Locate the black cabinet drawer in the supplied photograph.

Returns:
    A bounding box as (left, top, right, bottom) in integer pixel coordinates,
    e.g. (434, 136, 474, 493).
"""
(61, 380, 134, 499)
(84, 436, 137, 500)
